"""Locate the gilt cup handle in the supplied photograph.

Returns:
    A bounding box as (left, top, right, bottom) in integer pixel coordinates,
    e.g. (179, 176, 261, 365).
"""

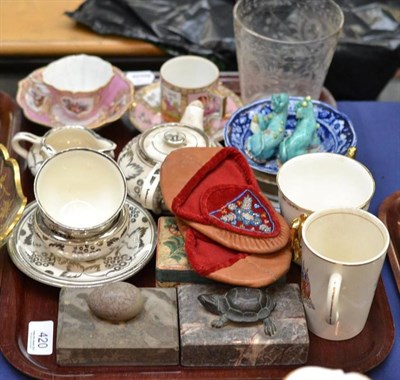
(290, 213, 309, 265)
(347, 146, 357, 158)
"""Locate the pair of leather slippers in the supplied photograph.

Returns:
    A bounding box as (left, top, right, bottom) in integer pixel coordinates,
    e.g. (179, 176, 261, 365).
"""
(160, 147, 291, 288)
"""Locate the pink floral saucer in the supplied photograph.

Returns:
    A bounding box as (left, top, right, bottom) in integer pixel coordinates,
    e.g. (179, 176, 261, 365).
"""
(129, 82, 243, 141)
(16, 66, 134, 129)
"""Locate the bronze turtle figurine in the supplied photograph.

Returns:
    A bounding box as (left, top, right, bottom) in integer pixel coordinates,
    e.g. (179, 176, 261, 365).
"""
(198, 287, 276, 336)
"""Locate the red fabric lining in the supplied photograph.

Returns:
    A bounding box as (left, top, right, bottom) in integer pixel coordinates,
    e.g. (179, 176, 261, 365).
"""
(185, 227, 248, 276)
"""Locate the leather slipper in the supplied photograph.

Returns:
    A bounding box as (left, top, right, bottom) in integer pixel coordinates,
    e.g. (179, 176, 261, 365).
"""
(160, 147, 290, 254)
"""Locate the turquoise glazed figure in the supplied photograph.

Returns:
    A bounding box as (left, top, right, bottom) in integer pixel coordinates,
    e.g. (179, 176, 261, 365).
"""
(245, 93, 289, 163)
(278, 97, 320, 163)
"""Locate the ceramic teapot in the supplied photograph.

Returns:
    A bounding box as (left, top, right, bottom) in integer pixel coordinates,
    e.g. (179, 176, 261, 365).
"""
(11, 125, 117, 175)
(118, 100, 212, 213)
(118, 122, 210, 214)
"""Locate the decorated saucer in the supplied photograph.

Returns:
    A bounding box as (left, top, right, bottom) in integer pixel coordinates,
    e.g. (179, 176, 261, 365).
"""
(224, 97, 357, 176)
(17, 66, 134, 129)
(129, 81, 243, 141)
(7, 199, 157, 288)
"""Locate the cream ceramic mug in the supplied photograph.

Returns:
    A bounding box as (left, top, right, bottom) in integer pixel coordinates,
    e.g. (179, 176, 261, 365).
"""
(160, 55, 226, 123)
(300, 208, 389, 341)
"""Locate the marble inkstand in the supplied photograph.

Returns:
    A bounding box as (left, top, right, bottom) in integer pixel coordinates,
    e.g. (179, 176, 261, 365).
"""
(56, 283, 179, 366)
(178, 283, 309, 367)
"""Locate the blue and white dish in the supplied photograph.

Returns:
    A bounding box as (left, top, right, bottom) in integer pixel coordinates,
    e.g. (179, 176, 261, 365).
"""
(224, 97, 357, 175)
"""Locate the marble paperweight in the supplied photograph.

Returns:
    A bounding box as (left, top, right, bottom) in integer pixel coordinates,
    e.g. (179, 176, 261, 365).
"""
(56, 286, 179, 366)
(178, 283, 309, 367)
(156, 216, 214, 287)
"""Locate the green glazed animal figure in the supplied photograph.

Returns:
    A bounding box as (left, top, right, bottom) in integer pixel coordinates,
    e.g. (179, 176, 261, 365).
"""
(278, 96, 320, 163)
(198, 287, 277, 336)
(245, 93, 289, 162)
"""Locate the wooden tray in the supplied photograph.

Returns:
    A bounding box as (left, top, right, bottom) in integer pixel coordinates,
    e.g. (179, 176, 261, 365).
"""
(0, 84, 394, 379)
(379, 191, 400, 293)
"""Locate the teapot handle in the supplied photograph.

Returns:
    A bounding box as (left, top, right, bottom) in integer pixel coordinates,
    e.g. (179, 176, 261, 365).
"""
(11, 132, 41, 159)
(140, 163, 162, 213)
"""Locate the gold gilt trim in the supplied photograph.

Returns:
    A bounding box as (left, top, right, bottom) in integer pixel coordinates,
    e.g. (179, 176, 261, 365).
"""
(0, 144, 27, 247)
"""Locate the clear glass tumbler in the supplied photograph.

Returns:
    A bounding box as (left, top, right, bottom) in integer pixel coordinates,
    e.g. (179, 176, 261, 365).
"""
(234, 0, 344, 103)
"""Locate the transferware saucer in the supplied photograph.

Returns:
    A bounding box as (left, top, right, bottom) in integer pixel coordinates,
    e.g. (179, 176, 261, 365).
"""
(17, 66, 134, 129)
(129, 81, 243, 141)
(224, 97, 357, 176)
(7, 199, 157, 288)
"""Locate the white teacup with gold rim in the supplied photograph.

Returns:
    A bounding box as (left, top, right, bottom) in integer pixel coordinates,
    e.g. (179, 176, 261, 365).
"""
(300, 208, 389, 341)
(276, 152, 375, 263)
(34, 148, 127, 239)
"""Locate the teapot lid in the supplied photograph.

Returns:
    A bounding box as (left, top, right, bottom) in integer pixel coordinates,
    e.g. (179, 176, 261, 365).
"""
(138, 123, 209, 165)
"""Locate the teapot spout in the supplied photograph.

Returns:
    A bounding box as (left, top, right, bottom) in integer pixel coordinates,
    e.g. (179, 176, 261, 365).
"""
(180, 100, 204, 131)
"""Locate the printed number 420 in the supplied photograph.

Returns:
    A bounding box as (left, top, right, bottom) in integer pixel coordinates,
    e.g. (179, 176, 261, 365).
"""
(37, 332, 49, 348)
(27, 321, 54, 355)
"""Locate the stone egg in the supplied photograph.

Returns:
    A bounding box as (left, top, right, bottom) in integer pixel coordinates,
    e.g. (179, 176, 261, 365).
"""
(87, 282, 144, 322)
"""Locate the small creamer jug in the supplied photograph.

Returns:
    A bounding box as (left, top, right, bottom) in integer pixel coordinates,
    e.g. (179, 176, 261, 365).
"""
(12, 125, 117, 175)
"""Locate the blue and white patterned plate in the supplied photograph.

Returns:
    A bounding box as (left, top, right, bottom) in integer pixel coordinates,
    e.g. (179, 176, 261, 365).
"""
(224, 97, 357, 175)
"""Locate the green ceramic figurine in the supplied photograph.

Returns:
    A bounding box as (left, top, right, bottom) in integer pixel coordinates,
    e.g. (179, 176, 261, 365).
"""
(245, 93, 289, 163)
(278, 96, 320, 163)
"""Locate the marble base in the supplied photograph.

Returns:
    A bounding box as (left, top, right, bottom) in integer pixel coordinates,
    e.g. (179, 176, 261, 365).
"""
(57, 287, 179, 366)
(178, 283, 309, 367)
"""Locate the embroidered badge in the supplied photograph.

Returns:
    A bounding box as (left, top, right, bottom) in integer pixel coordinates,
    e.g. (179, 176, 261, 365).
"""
(209, 189, 276, 234)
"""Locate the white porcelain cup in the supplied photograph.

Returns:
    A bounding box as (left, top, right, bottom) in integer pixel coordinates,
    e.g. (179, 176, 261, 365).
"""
(277, 152, 375, 223)
(300, 208, 389, 341)
(34, 148, 127, 237)
(160, 55, 226, 123)
(276, 152, 375, 264)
